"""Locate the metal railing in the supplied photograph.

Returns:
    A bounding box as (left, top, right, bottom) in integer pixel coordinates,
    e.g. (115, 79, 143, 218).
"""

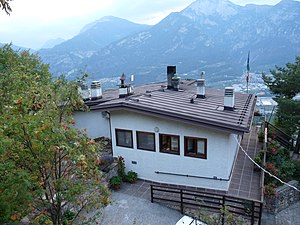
(265, 121, 295, 152)
(150, 184, 263, 225)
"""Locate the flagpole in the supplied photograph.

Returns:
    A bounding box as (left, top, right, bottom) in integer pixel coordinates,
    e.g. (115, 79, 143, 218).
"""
(246, 51, 250, 94)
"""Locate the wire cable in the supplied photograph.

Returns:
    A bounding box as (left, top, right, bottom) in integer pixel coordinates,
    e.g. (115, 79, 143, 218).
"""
(234, 136, 300, 192)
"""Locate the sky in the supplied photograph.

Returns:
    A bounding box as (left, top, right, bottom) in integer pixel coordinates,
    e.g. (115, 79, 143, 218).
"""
(0, 0, 291, 49)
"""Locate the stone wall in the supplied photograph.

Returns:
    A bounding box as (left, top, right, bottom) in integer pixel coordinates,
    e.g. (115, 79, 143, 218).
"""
(102, 161, 118, 182)
(264, 180, 300, 214)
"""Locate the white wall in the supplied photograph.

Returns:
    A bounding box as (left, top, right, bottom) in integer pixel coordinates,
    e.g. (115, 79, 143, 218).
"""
(73, 111, 110, 138)
(110, 111, 240, 191)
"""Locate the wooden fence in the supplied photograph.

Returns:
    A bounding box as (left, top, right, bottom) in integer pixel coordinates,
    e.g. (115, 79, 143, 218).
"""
(150, 184, 263, 225)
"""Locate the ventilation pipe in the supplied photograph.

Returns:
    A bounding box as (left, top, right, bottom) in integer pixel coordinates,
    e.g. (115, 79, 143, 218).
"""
(79, 82, 90, 101)
(196, 79, 205, 98)
(167, 66, 176, 89)
(119, 73, 128, 98)
(91, 81, 102, 100)
(224, 87, 235, 111)
(172, 74, 180, 91)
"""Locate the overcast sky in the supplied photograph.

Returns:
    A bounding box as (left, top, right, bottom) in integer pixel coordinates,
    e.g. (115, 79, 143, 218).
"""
(0, 0, 292, 49)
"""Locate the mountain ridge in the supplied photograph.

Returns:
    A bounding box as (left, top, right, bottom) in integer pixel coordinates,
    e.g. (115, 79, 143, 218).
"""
(38, 0, 300, 85)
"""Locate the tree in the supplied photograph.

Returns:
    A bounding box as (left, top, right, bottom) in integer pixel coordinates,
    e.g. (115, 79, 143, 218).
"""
(0, 0, 12, 15)
(0, 45, 110, 224)
(262, 56, 300, 153)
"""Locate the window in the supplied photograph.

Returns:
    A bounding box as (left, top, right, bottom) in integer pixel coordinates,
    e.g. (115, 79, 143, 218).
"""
(184, 136, 207, 159)
(136, 131, 155, 151)
(115, 129, 133, 148)
(159, 133, 180, 155)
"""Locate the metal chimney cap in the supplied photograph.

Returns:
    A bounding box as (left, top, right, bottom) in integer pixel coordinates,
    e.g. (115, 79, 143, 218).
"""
(120, 73, 126, 81)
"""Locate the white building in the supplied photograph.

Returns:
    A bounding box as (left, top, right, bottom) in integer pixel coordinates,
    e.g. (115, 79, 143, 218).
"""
(256, 97, 277, 116)
(74, 66, 256, 192)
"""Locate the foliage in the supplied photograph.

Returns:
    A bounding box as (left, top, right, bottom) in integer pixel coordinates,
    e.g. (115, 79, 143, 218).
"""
(262, 56, 300, 152)
(126, 171, 138, 183)
(257, 131, 264, 138)
(0, 44, 110, 224)
(264, 139, 296, 191)
(109, 176, 122, 189)
(117, 156, 126, 179)
(264, 183, 277, 197)
(262, 56, 300, 99)
(0, 0, 12, 15)
(194, 205, 248, 225)
(254, 151, 264, 167)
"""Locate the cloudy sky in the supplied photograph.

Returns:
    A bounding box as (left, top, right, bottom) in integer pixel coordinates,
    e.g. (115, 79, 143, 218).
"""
(0, 0, 290, 49)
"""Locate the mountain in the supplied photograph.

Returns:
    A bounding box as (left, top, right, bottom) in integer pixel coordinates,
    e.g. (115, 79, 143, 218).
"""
(40, 0, 300, 85)
(41, 38, 65, 49)
(39, 16, 151, 76)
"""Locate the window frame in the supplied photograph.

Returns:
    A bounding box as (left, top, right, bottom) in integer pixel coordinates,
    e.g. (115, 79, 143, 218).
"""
(136, 131, 156, 152)
(115, 128, 133, 148)
(184, 136, 207, 159)
(159, 133, 180, 155)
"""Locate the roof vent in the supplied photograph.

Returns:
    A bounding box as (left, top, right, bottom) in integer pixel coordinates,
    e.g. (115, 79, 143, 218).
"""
(224, 87, 235, 111)
(172, 74, 180, 91)
(196, 79, 205, 98)
(91, 81, 102, 100)
(200, 71, 205, 79)
(78, 81, 90, 101)
(167, 66, 176, 89)
(119, 73, 128, 98)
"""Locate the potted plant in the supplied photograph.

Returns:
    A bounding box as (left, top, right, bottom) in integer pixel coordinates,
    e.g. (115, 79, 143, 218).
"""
(257, 130, 264, 142)
(254, 151, 264, 171)
(125, 170, 138, 183)
(110, 176, 122, 190)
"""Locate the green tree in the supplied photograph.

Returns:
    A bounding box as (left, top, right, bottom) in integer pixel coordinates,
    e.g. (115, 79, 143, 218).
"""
(262, 56, 300, 153)
(0, 0, 12, 15)
(0, 45, 110, 224)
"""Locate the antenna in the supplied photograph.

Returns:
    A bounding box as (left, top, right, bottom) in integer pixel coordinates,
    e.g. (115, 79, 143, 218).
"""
(130, 74, 135, 83)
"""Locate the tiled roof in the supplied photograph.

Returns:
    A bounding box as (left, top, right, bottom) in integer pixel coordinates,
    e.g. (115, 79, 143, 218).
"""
(86, 80, 256, 134)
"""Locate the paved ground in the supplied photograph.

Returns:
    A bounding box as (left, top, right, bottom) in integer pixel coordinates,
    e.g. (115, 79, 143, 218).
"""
(228, 126, 263, 201)
(99, 191, 182, 225)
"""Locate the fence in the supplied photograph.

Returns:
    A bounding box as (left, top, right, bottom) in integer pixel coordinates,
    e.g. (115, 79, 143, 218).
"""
(150, 184, 263, 225)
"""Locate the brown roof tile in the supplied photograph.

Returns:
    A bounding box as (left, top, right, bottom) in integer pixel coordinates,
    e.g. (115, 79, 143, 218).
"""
(86, 80, 256, 134)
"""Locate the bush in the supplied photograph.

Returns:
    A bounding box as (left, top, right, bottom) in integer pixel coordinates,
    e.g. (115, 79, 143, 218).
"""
(117, 156, 126, 180)
(126, 171, 138, 183)
(110, 176, 122, 190)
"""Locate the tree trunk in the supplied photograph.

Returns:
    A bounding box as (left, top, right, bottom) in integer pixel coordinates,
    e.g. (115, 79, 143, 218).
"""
(295, 129, 300, 154)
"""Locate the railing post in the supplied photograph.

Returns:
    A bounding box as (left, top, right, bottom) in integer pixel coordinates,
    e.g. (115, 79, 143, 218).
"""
(150, 185, 153, 203)
(251, 201, 255, 225)
(258, 202, 263, 225)
(221, 196, 225, 225)
(180, 189, 183, 214)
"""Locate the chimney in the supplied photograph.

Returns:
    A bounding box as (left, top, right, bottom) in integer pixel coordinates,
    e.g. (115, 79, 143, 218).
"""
(79, 82, 90, 101)
(119, 73, 128, 98)
(172, 74, 180, 91)
(224, 87, 235, 111)
(167, 66, 176, 89)
(196, 79, 205, 98)
(91, 81, 102, 100)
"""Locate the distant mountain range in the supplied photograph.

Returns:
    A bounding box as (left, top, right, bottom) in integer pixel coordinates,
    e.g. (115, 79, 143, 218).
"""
(16, 0, 300, 85)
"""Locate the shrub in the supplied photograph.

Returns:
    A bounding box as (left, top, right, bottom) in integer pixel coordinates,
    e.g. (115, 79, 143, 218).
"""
(264, 183, 277, 197)
(110, 176, 122, 190)
(117, 156, 126, 179)
(126, 171, 138, 183)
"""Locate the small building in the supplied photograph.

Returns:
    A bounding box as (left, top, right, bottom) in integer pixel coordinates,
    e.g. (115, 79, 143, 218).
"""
(74, 66, 256, 192)
(256, 97, 277, 117)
